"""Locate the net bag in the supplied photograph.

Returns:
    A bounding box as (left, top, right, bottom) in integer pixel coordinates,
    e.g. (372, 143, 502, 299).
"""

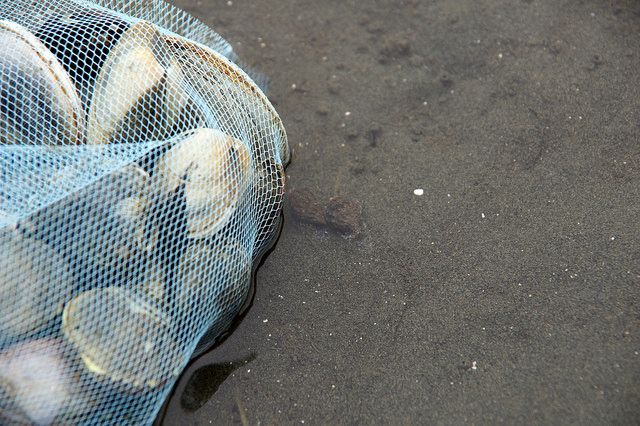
(0, 0, 289, 424)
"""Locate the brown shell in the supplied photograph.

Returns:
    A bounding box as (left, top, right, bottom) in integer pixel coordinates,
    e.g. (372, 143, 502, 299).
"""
(175, 238, 251, 312)
(175, 238, 252, 356)
(254, 159, 286, 252)
(163, 34, 290, 166)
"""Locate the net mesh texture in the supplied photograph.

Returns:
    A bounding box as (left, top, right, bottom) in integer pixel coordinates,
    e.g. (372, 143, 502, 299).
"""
(0, 0, 290, 424)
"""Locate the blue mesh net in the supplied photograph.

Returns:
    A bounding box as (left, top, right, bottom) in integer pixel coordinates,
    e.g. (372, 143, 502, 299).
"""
(0, 0, 289, 423)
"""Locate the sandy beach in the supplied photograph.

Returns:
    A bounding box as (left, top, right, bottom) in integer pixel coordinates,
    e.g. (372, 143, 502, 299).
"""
(158, 0, 640, 424)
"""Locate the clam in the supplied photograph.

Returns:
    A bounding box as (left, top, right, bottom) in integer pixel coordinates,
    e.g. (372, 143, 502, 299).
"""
(153, 128, 253, 239)
(0, 20, 85, 145)
(25, 163, 155, 289)
(87, 21, 170, 144)
(35, 8, 129, 109)
(0, 339, 89, 425)
(210, 239, 252, 313)
(254, 159, 286, 255)
(176, 238, 251, 311)
(138, 257, 167, 305)
(162, 34, 290, 166)
(62, 287, 185, 390)
(164, 56, 192, 129)
(175, 238, 252, 356)
(0, 233, 72, 340)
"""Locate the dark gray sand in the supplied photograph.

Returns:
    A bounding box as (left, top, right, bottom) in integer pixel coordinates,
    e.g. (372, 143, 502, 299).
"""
(159, 0, 640, 424)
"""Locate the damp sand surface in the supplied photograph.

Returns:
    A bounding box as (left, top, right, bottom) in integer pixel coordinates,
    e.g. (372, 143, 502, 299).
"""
(159, 1, 640, 424)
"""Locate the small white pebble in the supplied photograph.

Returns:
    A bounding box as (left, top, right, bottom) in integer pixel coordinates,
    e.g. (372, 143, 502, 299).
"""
(413, 189, 424, 196)
(226, 0, 232, 5)
(481, 212, 485, 218)
(472, 361, 477, 370)
(344, 111, 351, 116)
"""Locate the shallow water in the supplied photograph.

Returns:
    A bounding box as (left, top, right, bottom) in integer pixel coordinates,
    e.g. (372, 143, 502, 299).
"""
(159, 0, 640, 424)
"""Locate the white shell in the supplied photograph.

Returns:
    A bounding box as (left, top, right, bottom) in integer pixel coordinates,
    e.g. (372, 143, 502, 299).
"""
(155, 128, 253, 238)
(0, 20, 85, 145)
(87, 21, 166, 144)
(0, 339, 88, 425)
(0, 234, 72, 340)
(62, 287, 184, 390)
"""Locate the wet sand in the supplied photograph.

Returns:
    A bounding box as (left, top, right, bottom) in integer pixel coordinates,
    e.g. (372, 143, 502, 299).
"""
(159, 0, 640, 424)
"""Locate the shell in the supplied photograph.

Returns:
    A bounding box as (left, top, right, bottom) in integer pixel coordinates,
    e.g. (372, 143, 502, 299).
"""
(138, 258, 167, 305)
(24, 163, 155, 290)
(0, 339, 90, 425)
(163, 34, 290, 166)
(0, 20, 85, 145)
(87, 21, 168, 144)
(254, 159, 286, 255)
(176, 238, 251, 310)
(62, 287, 185, 390)
(154, 128, 253, 239)
(0, 234, 73, 340)
(175, 238, 252, 356)
(34, 8, 130, 110)
(77, 163, 155, 280)
(164, 56, 192, 128)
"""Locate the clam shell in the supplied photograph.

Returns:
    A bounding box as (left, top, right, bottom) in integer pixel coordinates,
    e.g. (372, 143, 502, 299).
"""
(0, 339, 90, 425)
(154, 128, 253, 239)
(254, 159, 286, 255)
(24, 163, 154, 290)
(87, 21, 167, 144)
(62, 287, 185, 390)
(0, 20, 85, 145)
(163, 34, 290, 166)
(175, 238, 251, 356)
(34, 8, 129, 110)
(176, 238, 251, 311)
(164, 56, 191, 128)
(0, 234, 72, 340)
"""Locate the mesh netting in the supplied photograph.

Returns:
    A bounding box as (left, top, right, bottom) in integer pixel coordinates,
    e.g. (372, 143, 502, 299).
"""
(0, 0, 289, 423)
